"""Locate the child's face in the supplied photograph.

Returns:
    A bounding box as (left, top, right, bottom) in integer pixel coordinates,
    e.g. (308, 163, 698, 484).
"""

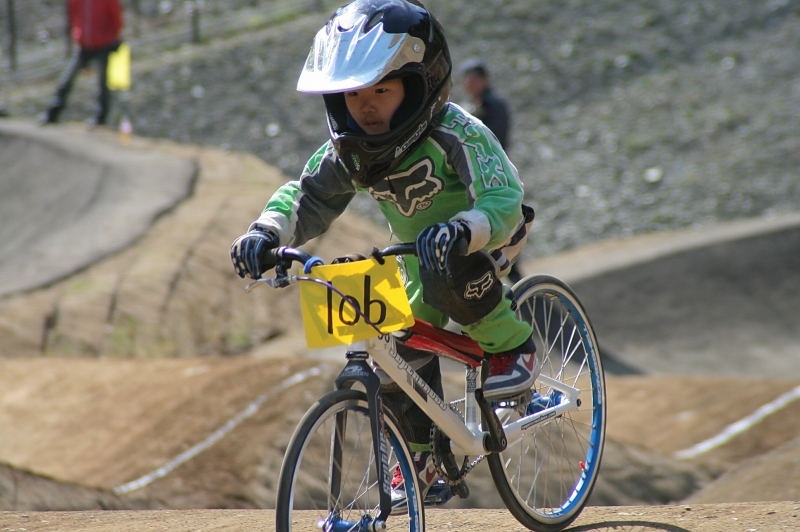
(344, 78, 405, 135)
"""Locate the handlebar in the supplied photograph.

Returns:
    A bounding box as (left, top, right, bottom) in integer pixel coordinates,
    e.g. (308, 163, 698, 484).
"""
(266, 242, 418, 272)
(266, 246, 315, 268)
(377, 242, 418, 258)
(247, 243, 418, 291)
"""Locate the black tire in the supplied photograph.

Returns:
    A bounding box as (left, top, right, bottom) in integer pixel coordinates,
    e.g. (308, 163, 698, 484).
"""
(276, 389, 425, 532)
(488, 275, 606, 531)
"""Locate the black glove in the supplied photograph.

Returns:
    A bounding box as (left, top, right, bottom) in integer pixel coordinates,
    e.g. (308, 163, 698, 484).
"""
(416, 221, 471, 275)
(230, 229, 279, 279)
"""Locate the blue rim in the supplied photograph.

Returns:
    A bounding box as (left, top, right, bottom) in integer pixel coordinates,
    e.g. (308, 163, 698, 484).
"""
(552, 295, 604, 517)
(391, 427, 423, 530)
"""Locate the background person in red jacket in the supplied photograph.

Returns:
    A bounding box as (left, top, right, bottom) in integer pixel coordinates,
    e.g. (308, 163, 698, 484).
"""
(41, 0, 124, 126)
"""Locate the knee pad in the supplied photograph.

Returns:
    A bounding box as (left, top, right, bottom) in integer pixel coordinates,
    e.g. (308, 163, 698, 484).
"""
(419, 251, 503, 325)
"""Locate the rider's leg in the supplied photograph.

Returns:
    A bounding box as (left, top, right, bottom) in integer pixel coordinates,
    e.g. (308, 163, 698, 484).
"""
(409, 252, 539, 400)
(381, 354, 442, 447)
(377, 261, 446, 447)
(405, 252, 532, 350)
(381, 355, 443, 505)
(391, 262, 495, 509)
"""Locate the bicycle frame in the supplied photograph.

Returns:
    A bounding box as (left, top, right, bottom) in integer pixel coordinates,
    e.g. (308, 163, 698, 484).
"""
(262, 242, 606, 531)
(247, 246, 583, 457)
(353, 326, 582, 457)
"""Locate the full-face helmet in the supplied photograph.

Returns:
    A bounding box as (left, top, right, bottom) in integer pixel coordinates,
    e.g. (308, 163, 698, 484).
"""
(297, 0, 452, 188)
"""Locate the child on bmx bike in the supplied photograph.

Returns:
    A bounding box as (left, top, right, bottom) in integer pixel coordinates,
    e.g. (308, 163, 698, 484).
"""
(231, 0, 539, 507)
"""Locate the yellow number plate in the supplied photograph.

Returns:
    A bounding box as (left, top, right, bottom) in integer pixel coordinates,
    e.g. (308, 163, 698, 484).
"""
(299, 258, 414, 348)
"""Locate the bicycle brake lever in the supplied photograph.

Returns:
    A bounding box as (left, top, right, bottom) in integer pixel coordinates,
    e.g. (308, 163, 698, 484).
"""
(244, 279, 268, 292)
(244, 276, 296, 292)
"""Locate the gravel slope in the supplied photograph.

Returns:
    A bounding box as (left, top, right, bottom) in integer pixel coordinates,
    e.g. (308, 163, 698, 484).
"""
(2, 0, 799, 259)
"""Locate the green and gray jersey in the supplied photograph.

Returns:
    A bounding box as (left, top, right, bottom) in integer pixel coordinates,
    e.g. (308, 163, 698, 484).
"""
(251, 103, 531, 274)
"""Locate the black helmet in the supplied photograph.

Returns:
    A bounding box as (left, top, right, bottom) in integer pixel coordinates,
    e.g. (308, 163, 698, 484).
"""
(297, 0, 452, 188)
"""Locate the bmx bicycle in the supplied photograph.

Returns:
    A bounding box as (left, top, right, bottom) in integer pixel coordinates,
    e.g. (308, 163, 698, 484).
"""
(247, 243, 606, 532)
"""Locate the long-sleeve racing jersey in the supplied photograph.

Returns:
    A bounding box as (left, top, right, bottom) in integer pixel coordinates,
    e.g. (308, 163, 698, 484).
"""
(251, 103, 532, 275)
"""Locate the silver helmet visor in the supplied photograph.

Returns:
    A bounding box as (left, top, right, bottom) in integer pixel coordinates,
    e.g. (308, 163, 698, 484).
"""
(297, 13, 426, 94)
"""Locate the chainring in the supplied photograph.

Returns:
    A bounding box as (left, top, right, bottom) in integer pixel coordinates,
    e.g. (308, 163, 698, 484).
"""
(429, 406, 483, 486)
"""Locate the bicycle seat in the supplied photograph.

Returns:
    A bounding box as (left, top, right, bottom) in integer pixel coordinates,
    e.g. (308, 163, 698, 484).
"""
(404, 319, 484, 367)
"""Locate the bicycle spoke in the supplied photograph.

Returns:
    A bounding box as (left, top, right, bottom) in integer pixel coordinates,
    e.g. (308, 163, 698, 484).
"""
(562, 328, 583, 374)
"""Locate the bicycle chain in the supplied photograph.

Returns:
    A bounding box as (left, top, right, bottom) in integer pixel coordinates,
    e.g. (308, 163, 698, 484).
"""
(429, 401, 485, 486)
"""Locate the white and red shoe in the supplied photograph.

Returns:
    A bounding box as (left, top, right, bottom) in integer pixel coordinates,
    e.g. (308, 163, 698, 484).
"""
(390, 451, 440, 514)
(483, 340, 540, 401)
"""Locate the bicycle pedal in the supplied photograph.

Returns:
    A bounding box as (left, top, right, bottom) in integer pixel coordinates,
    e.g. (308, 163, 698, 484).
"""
(488, 388, 533, 409)
(424, 481, 454, 506)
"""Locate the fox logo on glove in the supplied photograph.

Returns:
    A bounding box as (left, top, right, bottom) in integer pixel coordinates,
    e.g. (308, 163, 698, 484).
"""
(464, 272, 495, 300)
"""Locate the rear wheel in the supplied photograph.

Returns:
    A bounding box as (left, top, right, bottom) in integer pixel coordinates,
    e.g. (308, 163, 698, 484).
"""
(488, 275, 606, 531)
(276, 389, 424, 532)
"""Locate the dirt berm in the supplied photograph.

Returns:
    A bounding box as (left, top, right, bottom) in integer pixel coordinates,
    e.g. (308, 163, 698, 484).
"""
(0, 123, 798, 530)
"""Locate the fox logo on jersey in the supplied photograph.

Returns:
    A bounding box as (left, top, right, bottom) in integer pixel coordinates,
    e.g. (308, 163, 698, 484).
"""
(464, 272, 495, 300)
(369, 157, 444, 217)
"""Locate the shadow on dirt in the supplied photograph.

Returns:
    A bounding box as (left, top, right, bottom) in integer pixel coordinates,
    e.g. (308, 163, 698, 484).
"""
(568, 522, 691, 532)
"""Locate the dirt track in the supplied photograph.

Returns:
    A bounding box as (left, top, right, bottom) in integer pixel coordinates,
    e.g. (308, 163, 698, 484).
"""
(1, 503, 799, 531)
(1, 123, 799, 529)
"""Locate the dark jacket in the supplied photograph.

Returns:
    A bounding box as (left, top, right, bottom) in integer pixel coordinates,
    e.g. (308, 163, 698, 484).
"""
(471, 88, 510, 149)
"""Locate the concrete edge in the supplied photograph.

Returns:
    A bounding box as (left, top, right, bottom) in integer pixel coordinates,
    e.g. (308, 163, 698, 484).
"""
(530, 211, 800, 284)
(0, 119, 198, 296)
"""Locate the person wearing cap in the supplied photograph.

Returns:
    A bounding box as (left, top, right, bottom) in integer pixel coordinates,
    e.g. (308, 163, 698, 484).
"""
(459, 59, 511, 149)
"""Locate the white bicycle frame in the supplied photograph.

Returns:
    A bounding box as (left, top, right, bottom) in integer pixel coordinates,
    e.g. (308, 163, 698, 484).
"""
(357, 333, 582, 457)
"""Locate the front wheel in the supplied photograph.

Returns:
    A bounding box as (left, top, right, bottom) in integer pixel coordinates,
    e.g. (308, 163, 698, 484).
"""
(488, 275, 606, 531)
(276, 389, 425, 532)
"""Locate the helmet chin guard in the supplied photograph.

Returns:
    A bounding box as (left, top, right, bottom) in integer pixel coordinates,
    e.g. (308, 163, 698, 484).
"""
(297, 0, 452, 188)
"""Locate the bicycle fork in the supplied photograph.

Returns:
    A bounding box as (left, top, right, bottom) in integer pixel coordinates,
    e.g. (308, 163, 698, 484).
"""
(333, 348, 393, 524)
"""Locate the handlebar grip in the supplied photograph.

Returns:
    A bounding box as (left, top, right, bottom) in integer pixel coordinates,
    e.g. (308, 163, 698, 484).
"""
(380, 243, 417, 257)
(267, 246, 314, 266)
(264, 247, 280, 263)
